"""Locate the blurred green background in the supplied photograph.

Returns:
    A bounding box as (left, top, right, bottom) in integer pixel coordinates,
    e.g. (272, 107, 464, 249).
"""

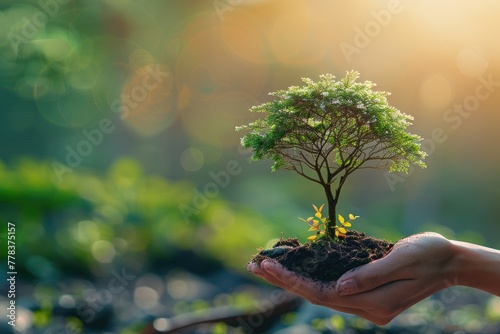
(1, 0, 500, 333)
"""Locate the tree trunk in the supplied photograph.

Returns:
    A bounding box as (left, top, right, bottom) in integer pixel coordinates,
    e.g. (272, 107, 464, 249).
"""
(323, 184, 337, 237)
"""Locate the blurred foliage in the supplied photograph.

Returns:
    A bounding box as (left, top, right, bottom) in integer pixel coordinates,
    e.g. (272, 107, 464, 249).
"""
(0, 157, 278, 279)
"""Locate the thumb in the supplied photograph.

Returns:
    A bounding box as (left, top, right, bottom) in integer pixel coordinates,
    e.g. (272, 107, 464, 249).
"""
(335, 254, 402, 296)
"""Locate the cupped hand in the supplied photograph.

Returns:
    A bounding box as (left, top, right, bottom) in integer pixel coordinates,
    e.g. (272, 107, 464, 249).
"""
(247, 232, 458, 325)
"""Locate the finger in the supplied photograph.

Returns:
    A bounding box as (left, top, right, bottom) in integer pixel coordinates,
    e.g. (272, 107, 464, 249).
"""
(260, 260, 339, 305)
(337, 277, 444, 325)
(328, 280, 411, 325)
(247, 260, 295, 288)
(335, 251, 414, 295)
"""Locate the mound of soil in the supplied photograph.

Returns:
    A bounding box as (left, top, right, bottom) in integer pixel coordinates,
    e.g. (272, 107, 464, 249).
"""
(251, 231, 394, 282)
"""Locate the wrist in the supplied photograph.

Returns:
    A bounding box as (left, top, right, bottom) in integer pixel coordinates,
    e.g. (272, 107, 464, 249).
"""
(448, 239, 500, 295)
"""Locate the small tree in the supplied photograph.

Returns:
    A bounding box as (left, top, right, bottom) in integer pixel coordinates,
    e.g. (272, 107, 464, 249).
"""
(236, 71, 426, 238)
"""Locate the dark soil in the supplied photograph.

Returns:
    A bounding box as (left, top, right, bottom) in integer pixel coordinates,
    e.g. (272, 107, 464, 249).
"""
(251, 230, 394, 282)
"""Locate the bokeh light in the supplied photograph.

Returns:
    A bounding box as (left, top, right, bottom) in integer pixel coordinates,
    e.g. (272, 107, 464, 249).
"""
(153, 318, 171, 332)
(77, 220, 100, 243)
(180, 147, 204, 172)
(419, 74, 454, 112)
(167, 277, 188, 300)
(456, 48, 489, 78)
(134, 286, 159, 310)
(219, 13, 268, 64)
(91, 239, 116, 263)
(120, 62, 175, 136)
(211, 208, 234, 231)
(269, 6, 331, 65)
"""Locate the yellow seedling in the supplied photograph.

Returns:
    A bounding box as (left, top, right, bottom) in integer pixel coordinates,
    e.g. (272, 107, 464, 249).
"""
(313, 204, 324, 218)
(299, 204, 328, 241)
(335, 214, 358, 237)
(299, 204, 358, 241)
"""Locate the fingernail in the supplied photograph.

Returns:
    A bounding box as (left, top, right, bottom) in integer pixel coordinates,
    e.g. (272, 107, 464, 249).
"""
(247, 262, 258, 273)
(337, 279, 357, 295)
(261, 260, 276, 273)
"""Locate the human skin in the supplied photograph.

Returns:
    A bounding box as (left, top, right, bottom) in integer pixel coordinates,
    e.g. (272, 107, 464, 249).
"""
(247, 232, 500, 325)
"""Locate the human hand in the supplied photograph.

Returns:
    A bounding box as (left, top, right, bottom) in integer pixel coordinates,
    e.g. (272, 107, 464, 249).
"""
(247, 232, 458, 325)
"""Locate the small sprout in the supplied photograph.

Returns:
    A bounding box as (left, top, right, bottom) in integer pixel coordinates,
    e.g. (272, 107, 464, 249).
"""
(299, 205, 358, 242)
(307, 234, 321, 241)
(313, 204, 324, 218)
(334, 214, 357, 238)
